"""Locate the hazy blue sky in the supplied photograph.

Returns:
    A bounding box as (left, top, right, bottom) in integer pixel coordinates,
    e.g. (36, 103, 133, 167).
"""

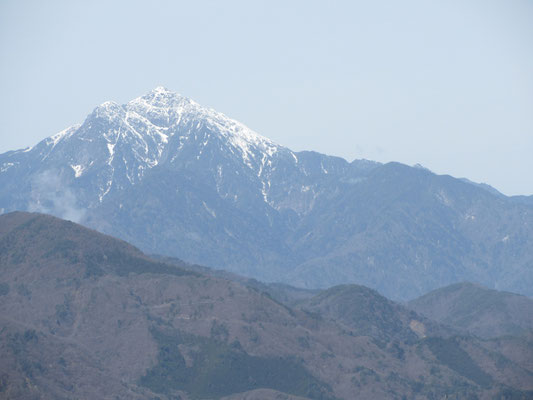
(1, 0, 532, 195)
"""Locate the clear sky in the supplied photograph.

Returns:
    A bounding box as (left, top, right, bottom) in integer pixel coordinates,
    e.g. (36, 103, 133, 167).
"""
(1, 0, 532, 195)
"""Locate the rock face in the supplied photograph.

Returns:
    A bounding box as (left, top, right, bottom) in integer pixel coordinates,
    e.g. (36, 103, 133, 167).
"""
(1, 212, 533, 399)
(1, 87, 533, 300)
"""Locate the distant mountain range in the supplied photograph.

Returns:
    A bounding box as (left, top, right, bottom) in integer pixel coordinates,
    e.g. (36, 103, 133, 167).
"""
(1, 212, 532, 399)
(1, 87, 532, 300)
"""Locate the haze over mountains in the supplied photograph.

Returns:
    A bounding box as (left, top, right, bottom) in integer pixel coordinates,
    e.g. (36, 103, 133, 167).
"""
(1, 87, 532, 300)
(1, 212, 532, 399)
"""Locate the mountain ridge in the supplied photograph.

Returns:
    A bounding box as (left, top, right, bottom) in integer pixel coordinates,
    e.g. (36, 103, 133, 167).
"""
(1, 87, 532, 300)
(2, 211, 532, 399)
(408, 282, 533, 339)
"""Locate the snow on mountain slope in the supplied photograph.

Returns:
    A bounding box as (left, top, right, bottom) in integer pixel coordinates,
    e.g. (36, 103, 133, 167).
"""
(0, 87, 305, 209)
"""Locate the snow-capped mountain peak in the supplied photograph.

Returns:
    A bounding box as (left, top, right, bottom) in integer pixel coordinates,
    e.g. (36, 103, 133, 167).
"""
(1, 87, 294, 206)
(124, 87, 284, 170)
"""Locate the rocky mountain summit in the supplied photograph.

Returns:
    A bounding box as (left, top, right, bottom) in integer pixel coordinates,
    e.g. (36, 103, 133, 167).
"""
(1, 88, 532, 300)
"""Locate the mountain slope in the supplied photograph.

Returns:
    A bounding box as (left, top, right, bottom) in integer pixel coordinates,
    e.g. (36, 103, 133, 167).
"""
(2, 212, 533, 399)
(408, 282, 533, 339)
(284, 162, 533, 299)
(0, 212, 334, 399)
(1, 88, 533, 300)
(296, 285, 448, 344)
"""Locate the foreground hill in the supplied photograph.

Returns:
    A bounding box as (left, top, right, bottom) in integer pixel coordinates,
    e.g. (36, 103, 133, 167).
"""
(1, 212, 532, 399)
(408, 282, 533, 339)
(1, 88, 533, 300)
(296, 285, 448, 344)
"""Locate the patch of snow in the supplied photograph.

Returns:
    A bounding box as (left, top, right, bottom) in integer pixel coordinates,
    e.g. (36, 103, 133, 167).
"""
(257, 154, 268, 177)
(95, 101, 121, 117)
(291, 152, 298, 163)
(70, 164, 85, 178)
(261, 179, 272, 203)
(202, 201, 216, 218)
(159, 131, 169, 143)
(48, 124, 80, 148)
(99, 177, 113, 202)
(261, 182, 268, 202)
(107, 143, 115, 157)
(0, 162, 16, 173)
